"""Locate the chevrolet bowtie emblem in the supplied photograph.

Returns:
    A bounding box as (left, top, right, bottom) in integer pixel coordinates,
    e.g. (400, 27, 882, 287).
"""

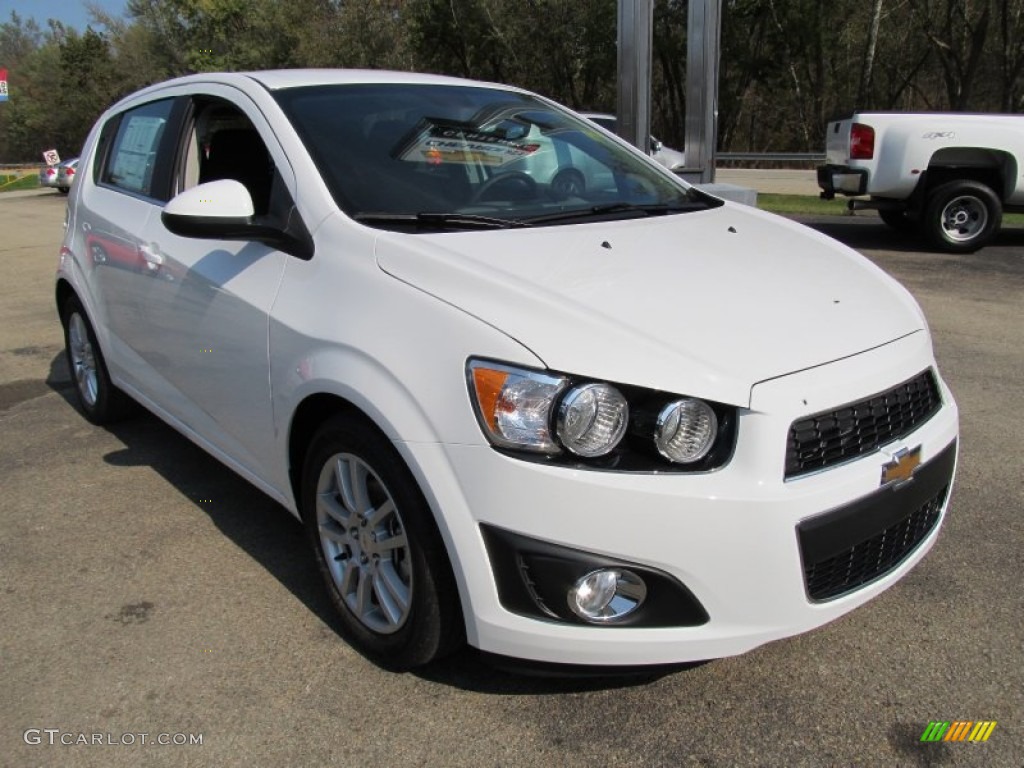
(881, 446, 922, 487)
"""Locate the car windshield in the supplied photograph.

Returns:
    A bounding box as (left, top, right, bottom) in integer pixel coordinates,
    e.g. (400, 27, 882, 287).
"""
(274, 83, 716, 231)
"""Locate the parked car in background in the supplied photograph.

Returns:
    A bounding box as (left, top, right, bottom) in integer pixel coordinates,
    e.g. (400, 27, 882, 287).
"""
(39, 158, 78, 193)
(818, 112, 1024, 252)
(56, 158, 79, 193)
(57, 70, 958, 671)
(582, 112, 687, 170)
(39, 163, 60, 190)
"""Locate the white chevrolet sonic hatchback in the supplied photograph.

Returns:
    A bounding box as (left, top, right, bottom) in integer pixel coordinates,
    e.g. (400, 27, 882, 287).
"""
(57, 70, 958, 670)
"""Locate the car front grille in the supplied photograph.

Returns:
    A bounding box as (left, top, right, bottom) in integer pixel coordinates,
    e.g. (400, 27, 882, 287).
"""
(785, 370, 941, 479)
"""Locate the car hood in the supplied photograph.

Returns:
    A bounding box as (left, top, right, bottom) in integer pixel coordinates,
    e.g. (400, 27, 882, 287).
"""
(374, 204, 925, 407)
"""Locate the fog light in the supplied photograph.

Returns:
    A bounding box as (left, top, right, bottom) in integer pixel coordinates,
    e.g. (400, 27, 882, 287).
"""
(568, 569, 647, 623)
(556, 383, 628, 457)
(655, 398, 717, 463)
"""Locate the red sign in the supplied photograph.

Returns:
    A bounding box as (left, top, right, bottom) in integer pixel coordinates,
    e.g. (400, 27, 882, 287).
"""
(0, 68, 8, 102)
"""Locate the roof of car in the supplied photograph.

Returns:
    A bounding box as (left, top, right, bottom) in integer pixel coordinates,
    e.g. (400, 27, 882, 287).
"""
(105, 69, 526, 115)
(244, 68, 503, 91)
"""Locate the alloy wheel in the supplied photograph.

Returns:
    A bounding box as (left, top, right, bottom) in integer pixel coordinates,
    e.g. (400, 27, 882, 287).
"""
(315, 452, 413, 634)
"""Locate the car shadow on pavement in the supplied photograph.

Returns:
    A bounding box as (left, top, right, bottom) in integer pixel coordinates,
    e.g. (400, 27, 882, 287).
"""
(44, 353, 349, 645)
(45, 351, 691, 692)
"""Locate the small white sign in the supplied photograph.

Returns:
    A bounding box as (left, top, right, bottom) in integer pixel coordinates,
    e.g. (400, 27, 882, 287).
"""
(43, 149, 60, 166)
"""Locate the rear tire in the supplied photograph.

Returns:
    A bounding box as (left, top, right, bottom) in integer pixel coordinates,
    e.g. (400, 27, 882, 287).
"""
(301, 413, 463, 669)
(60, 296, 137, 424)
(923, 180, 1001, 253)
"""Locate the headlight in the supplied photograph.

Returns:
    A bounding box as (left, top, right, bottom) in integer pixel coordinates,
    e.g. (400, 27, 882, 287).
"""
(467, 358, 735, 470)
(655, 398, 718, 463)
(556, 383, 628, 457)
(468, 360, 567, 453)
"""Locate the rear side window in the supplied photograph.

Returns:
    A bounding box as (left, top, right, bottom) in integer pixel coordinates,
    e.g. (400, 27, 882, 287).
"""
(101, 99, 175, 199)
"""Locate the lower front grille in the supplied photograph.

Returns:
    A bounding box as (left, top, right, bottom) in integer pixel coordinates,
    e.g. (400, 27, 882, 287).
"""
(798, 440, 956, 602)
(803, 487, 947, 600)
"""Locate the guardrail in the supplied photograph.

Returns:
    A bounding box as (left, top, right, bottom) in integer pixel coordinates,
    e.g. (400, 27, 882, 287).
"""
(717, 152, 824, 168)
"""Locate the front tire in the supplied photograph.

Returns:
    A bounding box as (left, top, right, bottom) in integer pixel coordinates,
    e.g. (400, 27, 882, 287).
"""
(923, 180, 1001, 253)
(301, 413, 463, 669)
(61, 296, 136, 424)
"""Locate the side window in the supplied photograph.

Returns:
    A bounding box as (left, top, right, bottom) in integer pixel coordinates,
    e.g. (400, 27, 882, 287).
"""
(184, 100, 276, 216)
(102, 99, 175, 199)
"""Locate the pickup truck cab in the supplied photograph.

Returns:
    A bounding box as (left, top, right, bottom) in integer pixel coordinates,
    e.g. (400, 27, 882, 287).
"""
(818, 112, 1024, 252)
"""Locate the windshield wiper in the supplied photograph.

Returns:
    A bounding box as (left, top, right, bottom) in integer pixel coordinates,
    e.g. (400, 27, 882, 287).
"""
(523, 200, 709, 225)
(353, 212, 528, 230)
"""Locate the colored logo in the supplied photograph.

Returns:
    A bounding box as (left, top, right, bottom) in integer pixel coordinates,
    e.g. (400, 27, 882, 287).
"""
(920, 721, 997, 742)
(881, 445, 921, 487)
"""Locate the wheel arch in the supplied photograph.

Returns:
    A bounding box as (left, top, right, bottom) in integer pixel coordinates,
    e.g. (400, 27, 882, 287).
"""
(55, 277, 77, 319)
(286, 388, 474, 635)
(925, 147, 1016, 200)
(287, 392, 362, 508)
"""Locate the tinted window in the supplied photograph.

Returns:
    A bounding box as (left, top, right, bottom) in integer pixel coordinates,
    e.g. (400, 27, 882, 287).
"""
(273, 84, 706, 229)
(102, 99, 174, 198)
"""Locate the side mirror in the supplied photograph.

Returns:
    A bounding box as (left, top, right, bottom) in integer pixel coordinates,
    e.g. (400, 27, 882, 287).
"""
(650, 137, 663, 153)
(161, 179, 312, 260)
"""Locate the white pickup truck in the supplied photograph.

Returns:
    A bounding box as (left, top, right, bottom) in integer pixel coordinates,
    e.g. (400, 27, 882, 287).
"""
(818, 112, 1024, 252)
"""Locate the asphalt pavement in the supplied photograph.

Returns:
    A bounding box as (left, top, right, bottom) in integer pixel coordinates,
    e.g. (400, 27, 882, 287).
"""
(1, 187, 1021, 767)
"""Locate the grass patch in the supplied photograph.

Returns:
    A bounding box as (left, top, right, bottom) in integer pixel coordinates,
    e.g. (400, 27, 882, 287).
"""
(756, 193, 849, 216)
(0, 173, 40, 191)
(756, 192, 1024, 226)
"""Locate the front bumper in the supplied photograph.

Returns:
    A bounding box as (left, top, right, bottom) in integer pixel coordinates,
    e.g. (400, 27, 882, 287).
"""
(403, 332, 958, 666)
(818, 164, 868, 198)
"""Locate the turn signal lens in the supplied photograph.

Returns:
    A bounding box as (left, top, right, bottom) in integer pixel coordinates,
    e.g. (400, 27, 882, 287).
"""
(655, 398, 717, 463)
(468, 361, 566, 453)
(556, 383, 628, 457)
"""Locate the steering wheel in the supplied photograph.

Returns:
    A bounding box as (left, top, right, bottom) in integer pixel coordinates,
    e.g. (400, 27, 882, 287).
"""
(470, 171, 538, 204)
(550, 168, 585, 199)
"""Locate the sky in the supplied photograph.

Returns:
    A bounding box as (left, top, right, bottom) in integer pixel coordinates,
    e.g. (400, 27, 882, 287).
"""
(0, 0, 127, 31)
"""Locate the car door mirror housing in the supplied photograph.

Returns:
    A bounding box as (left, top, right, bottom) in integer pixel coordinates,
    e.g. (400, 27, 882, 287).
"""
(161, 179, 313, 260)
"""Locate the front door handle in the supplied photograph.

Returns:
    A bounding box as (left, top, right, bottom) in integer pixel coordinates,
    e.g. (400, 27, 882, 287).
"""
(140, 243, 163, 271)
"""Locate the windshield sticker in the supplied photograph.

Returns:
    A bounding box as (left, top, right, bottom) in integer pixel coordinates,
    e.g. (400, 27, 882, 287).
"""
(395, 120, 542, 167)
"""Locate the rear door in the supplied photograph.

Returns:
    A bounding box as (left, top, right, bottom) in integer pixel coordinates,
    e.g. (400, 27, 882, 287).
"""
(79, 96, 184, 396)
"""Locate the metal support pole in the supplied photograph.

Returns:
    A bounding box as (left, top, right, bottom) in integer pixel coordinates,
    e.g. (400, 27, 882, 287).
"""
(616, 0, 654, 154)
(684, 0, 723, 184)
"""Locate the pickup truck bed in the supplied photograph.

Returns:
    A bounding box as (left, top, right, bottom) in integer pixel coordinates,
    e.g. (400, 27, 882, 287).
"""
(818, 112, 1024, 252)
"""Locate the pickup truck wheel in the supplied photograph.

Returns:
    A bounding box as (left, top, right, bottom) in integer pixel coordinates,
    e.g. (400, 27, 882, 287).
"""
(924, 180, 1001, 253)
(302, 413, 464, 669)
